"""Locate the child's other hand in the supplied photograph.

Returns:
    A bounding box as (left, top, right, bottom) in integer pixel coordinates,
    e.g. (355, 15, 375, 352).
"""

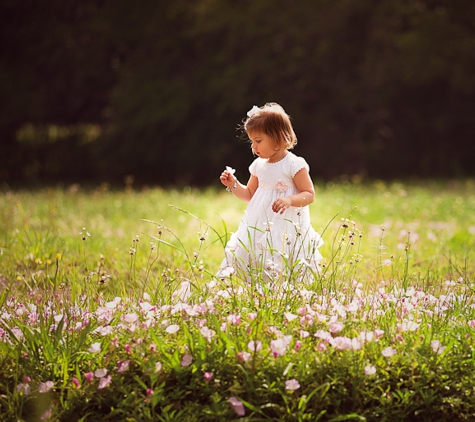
(272, 197, 292, 214)
(220, 168, 235, 188)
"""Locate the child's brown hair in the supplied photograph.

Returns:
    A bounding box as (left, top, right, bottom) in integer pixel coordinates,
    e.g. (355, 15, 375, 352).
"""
(243, 103, 297, 150)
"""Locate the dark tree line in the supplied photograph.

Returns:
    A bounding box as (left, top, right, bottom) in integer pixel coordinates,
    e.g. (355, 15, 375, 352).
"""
(1, 0, 474, 186)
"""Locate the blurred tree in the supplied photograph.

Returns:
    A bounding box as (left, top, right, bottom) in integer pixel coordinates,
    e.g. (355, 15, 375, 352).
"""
(0, 0, 116, 183)
(1, 0, 474, 185)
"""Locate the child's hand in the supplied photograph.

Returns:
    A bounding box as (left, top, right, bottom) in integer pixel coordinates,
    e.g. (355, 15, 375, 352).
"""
(272, 197, 292, 214)
(220, 166, 236, 188)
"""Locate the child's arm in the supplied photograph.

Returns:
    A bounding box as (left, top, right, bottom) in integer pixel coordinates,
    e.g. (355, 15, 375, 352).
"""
(272, 168, 315, 214)
(220, 169, 258, 202)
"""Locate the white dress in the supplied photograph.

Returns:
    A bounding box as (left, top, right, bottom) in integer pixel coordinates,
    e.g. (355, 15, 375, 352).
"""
(219, 152, 323, 281)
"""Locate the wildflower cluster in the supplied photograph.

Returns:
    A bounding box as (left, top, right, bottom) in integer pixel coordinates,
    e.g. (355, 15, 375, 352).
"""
(2, 274, 475, 419)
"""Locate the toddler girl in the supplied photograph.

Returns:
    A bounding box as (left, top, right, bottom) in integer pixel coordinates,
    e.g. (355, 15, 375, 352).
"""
(218, 102, 323, 281)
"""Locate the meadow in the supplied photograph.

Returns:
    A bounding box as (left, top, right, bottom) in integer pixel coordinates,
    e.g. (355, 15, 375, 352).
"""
(1, 179, 475, 421)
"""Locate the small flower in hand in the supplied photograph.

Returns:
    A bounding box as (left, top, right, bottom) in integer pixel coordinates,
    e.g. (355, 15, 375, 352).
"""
(223, 166, 237, 192)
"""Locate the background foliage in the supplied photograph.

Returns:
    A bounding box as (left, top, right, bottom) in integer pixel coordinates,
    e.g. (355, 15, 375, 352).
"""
(1, 0, 475, 186)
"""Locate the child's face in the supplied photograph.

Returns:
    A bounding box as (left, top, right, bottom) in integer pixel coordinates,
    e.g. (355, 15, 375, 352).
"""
(247, 131, 280, 159)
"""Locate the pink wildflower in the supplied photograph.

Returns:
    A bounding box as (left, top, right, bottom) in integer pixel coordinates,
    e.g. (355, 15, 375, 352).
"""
(382, 347, 397, 357)
(270, 337, 291, 357)
(117, 360, 130, 373)
(146, 388, 154, 396)
(248, 312, 257, 321)
(84, 372, 94, 382)
(330, 336, 353, 350)
(227, 314, 241, 325)
(97, 375, 112, 390)
(229, 396, 245, 416)
(237, 351, 252, 362)
(123, 313, 138, 324)
(285, 379, 300, 391)
(124, 344, 131, 353)
(430, 340, 446, 354)
(38, 381, 54, 393)
(317, 342, 327, 351)
(401, 320, 420, 332)
(16, 383, 31, 395)
(364, 365, 377, 376)
(248, 340, 262, 352)
(204, 372, 214, 382)
(181, 353, 193, 367)
(94, 368, 108, 378)
(72, 377, 81, 388)
(351, 337, 363, 350)
(172, 280, 192, 301)
(200, 326, 216, 342)
(314, 330, 332, 341)
(11, 327, 24, 339)
(165, 324, 180, 334)
(359, 331, 374, 342)
(88, 342, 101, 353)
(284, 312, 298, 322)
(316, 313, 328, 323)
(329, 321, 344, 334)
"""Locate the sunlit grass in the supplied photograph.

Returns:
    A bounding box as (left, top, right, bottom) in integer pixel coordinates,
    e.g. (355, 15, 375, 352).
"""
(1, 180, 475, 421)
(3, 180, 474, 289)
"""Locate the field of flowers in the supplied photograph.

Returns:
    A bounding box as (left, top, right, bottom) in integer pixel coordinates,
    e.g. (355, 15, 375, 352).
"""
(1, 180, 475, 421)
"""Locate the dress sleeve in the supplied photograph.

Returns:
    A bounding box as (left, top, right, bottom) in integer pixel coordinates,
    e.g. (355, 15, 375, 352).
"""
(290, 155, 310, 178)
(249, 158, 259, 176)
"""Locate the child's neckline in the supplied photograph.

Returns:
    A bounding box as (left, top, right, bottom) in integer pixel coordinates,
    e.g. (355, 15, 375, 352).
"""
(267, 152, 290, 164)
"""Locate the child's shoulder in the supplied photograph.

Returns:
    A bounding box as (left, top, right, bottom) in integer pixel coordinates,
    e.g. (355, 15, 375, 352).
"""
(286, 152, 309, 174)
(249, 157, 267, 174)
(287, 151, 308, 164)
(287, 151, 300, 160)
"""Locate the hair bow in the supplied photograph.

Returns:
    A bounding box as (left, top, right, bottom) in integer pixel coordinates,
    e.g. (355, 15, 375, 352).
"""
(247, 105, 260, 118)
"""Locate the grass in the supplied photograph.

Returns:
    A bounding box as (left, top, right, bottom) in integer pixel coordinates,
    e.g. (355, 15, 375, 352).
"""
(1, 179, 475, 421)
